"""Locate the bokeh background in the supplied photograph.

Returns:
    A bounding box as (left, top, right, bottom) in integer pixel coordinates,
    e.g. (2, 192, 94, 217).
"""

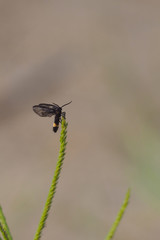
(0, 1, 160, 239)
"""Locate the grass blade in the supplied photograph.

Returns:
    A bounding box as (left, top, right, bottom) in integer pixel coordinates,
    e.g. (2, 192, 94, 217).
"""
(105, 188, 131, 240)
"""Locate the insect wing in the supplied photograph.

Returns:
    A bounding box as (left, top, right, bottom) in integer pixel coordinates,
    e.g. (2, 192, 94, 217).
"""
(33, 105, 56, 117)
(39, 103, 59, 108)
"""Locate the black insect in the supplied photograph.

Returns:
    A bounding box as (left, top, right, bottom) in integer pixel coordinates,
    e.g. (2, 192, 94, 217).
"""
(33, 101, 72, 132)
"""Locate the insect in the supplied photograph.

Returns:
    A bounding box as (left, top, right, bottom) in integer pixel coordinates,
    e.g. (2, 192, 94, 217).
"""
(33, 101, 72, 132)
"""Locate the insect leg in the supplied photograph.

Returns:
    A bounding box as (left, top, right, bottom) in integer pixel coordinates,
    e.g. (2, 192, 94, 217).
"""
(61, 112, 66, 119)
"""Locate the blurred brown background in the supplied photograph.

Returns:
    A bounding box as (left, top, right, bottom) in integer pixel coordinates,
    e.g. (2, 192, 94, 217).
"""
(0, 1, 160, 239)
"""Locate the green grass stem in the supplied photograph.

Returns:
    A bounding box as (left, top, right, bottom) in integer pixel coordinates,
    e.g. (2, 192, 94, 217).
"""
(105, 188, 131, 240)
(0, 206, 12, 240)
(0, 222, 9, 240)
(34, 118, 68, 240)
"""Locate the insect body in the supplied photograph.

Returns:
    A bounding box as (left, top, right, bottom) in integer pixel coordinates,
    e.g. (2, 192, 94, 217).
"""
(33, 101, 72, 132)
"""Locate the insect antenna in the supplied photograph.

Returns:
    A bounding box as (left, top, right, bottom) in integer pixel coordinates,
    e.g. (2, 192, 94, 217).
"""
(52, 103, 60, 107)
(61, 101, 72, 108)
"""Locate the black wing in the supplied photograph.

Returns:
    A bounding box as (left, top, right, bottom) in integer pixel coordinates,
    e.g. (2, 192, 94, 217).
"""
(33, 104, 58, 117)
